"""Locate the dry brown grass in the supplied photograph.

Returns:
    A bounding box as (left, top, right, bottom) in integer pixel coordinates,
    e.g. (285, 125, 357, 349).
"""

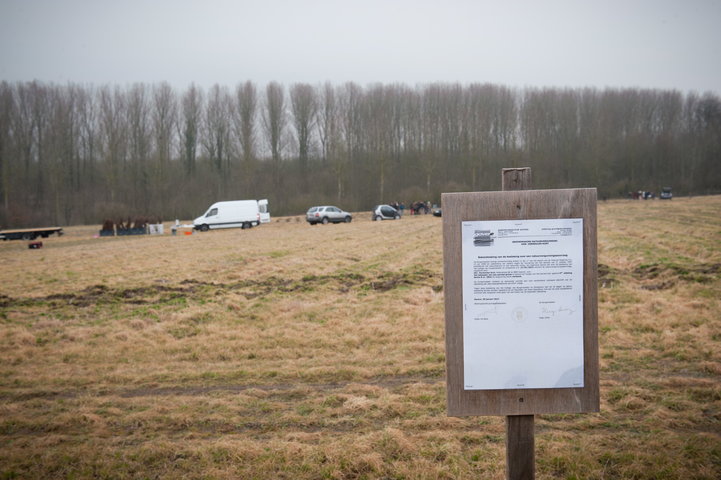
(1, 196, 720, 479)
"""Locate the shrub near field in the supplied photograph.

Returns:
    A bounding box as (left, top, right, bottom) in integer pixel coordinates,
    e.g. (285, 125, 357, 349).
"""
(0, 197, 720, 479)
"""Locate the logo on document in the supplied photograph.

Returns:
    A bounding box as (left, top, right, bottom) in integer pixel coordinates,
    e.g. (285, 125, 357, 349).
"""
(473, 230, 494, 246)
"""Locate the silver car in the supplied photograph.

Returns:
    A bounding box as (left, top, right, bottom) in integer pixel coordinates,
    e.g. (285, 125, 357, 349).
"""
(306, 206, 353, 225)
(372, 204, 400, 221)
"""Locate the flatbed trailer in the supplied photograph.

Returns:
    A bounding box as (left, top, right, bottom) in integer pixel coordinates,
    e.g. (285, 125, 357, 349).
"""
(0, 227, 64, 241)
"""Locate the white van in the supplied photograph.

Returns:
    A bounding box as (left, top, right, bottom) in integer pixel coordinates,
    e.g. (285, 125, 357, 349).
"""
(193, 199, 270, 231)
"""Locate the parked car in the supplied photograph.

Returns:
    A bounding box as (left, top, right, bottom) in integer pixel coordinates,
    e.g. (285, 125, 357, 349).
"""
(306, 206, 352, 225)
(372, 205, 400, 221)
(660, 187, 673, 200)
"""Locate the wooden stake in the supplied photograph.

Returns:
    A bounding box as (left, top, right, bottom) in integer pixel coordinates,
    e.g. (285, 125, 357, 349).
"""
(502, 166, 535, 480)
(506, 414, 535, 479)
(502, 167, 532, 191)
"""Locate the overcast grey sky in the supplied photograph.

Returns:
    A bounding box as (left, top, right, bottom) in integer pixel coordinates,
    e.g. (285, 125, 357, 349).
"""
(1, 0, 720, 93)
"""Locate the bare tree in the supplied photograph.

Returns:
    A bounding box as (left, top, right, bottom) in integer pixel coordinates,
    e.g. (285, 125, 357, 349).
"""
(234, 81, 258, 192)
(152, 82, 177, 216)
(179, 84, 202, 175)
(462, 84, 491, 190)
(202, 84, 232, 174)
(262, 82, 287, 198)
(316, 82, 343, 200)
(290, 83, 317, 188)
(75, 85, 98, 218)
(9, 83, 34, 194)
(0, 82, 12, 217)
(127, 83, 152, 210)
(365, 84, 394, 202)
(28, 82, 50, 207)
(495, 86, 518, 156)
(46, 85, 78, 224)
(338, 82, 363, 206)
(420, 84, 442, 197)
(691, 93, 721, 193)
(316, 82, 336, 165)
(98, 85, 127, 203)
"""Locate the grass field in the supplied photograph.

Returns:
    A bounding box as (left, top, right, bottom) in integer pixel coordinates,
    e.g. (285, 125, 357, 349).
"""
(1, 196, 720, 479)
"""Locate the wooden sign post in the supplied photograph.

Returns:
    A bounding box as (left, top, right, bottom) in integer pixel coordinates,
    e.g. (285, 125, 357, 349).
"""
(442, 168, 599, 479)
(503, 168, 536, 480)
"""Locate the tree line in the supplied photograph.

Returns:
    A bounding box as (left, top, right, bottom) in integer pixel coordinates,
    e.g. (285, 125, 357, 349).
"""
(0, 80, 719, 227)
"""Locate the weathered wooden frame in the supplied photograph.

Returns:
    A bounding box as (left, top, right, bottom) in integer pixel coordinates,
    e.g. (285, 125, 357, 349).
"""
(442, 188, 600, 416)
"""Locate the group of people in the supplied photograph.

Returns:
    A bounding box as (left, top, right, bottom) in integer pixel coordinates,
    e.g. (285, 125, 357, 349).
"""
(389, 201, 432, 215)
(629, 190, 655, 200)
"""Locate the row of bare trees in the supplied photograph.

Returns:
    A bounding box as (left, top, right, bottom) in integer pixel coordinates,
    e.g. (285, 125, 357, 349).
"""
(0, 80, 719, 227)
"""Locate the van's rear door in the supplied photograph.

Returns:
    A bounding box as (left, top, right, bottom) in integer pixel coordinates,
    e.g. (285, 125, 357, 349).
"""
(258, 199, 270, 223)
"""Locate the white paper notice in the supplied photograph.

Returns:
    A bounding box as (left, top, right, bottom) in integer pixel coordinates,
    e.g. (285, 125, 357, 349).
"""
(461, 218, 584, 390)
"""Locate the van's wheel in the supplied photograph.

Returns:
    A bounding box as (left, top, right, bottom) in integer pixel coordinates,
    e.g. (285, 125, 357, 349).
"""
(345, 216, 352, 223)
(200, 224, 209, 232)
(322, 217, 329, 225)
(394, 214, 400, 220)
(374, 215, 382, 221)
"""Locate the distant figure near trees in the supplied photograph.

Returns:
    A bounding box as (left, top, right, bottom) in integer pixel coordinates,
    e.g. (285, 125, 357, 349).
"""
(410, 201, 429, 215)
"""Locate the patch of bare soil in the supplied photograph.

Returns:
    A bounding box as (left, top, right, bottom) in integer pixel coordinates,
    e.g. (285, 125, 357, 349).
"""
(0, 269, 442, 309)
(0, 374, 441, 402)
(632, 262, 720, 290)
(598, 263, 620, 288)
